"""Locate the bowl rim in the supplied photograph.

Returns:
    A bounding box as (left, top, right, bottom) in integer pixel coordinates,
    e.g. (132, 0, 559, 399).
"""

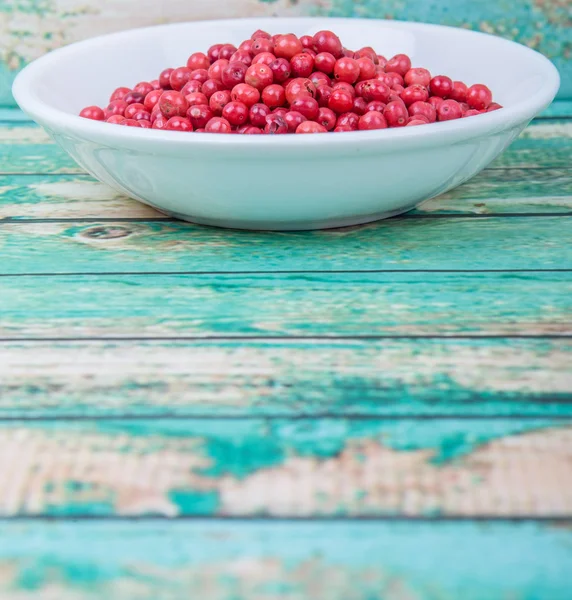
(12, 16, 561, 154)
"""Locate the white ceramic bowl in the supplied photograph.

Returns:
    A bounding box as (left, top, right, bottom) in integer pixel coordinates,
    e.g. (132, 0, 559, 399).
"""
(13, 17, 560, 230)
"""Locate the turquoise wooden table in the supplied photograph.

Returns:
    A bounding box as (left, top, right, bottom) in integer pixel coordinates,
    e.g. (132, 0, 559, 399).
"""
(0, 101, 571, 599)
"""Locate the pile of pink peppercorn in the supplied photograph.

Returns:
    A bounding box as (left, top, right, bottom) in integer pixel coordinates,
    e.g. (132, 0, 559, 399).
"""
(79, 29, 501, 134)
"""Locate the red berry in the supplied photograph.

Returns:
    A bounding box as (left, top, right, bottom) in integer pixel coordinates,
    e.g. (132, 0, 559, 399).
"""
(428, 96, 444, 110)
(437, 99, 463, 121)
(463, 109, 481, 118)
(296, 121, 328, 134)
(285, 78, 316, 104)
(272, 107, 289, 118)
(337, 112, 359, 130)
(202, 79, 225, 99)
(144, 90, 163, 111)
(106, 115, 126, 125)
(219, 44, 237, 60)
(231, 83, 261, 107)
(252, 37, 274, 56)
(158, 91, 189, 118)
(249, 103, 272, 127)
(185, 92, 209, 107)
(245, 63, 274, 90)
(487, 102, 503, 112)
(316, 85, 333, 107)
(138, 120, 151, 128)
(110, 87, 131, 102)
(121, 119, 142, 127)
(150, 80, 161, 90)
(221, 61, 247, 89)
(356, 58, 376, 81)
(313, 31, 343, 58)
(209, 90, 232, 115)
(332, 81, 356, 97)
(334, 125, 354, 133)
(125, 103, 150, 121)
(169, 67, 193, 91)
(407, 118, 429, 127)
(222, 101, 249, 126)
(251, 29, 271, 40)
(404, 68, 431, 88)
(159, 69, 174, 89)
(430, 76, 453, 99)
(208, 59, 230, 82)
(274, 34, 303, 60)
(242, 126, 263, 134)
(252, 52, 276, 66)
(207, 44, 223, 63)
(385, 54, 411, 77)
(383, 100, 408, 127)
(230, 50, 253, 66)
(190, 69, 209, 84)
(328, 89, 354, 114)
(262, 84, 286, 109)
(366, 100, 387, 113)
(79, 106, 105, 121)
(290, 53, 315, 78)
(358, 110, 388, 130)
(284, 110, 307, 132)
(360, 80, 391, 103)
(400, 84, 429, 106)
(133, 82, 154, 97)
(290, 96, 320, 120)
(105, 100, 128, 118)
(205, 117, 232, 133)
(353, 96, 368, 115)
(264, 114, 288, 134)
(165, 116, 193, 131)
(467, 84, 493, 110)
(310, 71, 331, 88)
(300, 35, 314, 49)
(123, 92, 145, 105)
(355, 47, 378, 63)
(187, 52, 210, 71)
(181, 80, 203, 96)
(187, 104, 214, 129)
(315, 52, 336, 74)
(317, 107, 337, 131)
(334, 57, 360, 84)
(151, 115, 168, 129)
(450, 81, 468, 103)
(408, 101, 436, 123)
(269, 58, 291, 83)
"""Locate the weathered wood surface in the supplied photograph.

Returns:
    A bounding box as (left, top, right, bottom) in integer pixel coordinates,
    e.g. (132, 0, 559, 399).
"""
(2, 119, 572, 175)
(1, 339, 570, 418)
(1, 106, 571, 598)
(0, 418, 570, 517)
(1, 0, 571, 106)
(1, 520, 571, 600)
(0, 217, 570, 274)
(1, 272, 571, 338)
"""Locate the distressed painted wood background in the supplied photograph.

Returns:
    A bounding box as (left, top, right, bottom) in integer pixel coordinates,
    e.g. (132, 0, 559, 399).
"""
(0, 99, 571, 597)
(1, 0, 571, 106)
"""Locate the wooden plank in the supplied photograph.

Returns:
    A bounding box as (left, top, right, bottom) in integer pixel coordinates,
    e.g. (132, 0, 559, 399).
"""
(2, 174, 572, 221)
(1, 519, 571, 600)
(1, 339, 570, 418)
(1, 121, 571, 175)
(0, 418, 570, 517)
(0, 217, 570, 274)
(0, 272, 570, 338)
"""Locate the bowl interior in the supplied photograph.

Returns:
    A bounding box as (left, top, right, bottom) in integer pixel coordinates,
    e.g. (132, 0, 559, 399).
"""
(27, 18, 552, 116)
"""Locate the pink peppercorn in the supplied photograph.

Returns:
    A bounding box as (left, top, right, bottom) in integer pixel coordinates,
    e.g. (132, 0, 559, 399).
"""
(79, 106, 105, 121)
(205, 117, 232, 133)
(296, 121, 328, 133)
(358, 111, 388, 130)
(467, 84, 493, 110)
(284, 110, 307, 132)
(437, 99, 463, 121)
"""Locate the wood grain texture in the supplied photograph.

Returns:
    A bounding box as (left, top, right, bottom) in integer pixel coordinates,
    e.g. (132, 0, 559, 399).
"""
(0, 418, 570, 517)
(1, 339, 570, 418)
(1, 520, 571, 599)
(2, 119, 571, 175)
(1, 0, 571, 106)
(2, 174, 572, 221)
(1, 272, 571, 338)
(0, 217, 570, 274)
